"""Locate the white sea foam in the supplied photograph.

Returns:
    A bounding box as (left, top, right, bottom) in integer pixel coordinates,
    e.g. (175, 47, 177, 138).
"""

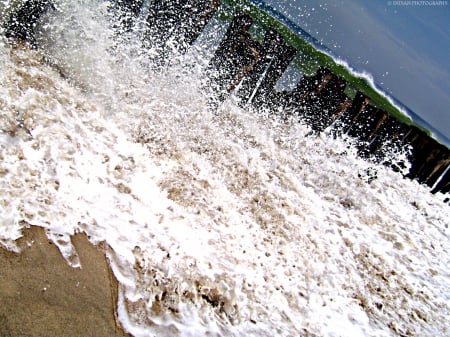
(0, 1, 449, 336)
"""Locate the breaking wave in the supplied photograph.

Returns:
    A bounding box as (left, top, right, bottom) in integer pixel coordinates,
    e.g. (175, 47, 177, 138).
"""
(0, 1, 449, 336)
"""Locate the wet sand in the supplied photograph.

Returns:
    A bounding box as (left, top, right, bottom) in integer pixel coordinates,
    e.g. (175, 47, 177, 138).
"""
(0, 226, 131, 337)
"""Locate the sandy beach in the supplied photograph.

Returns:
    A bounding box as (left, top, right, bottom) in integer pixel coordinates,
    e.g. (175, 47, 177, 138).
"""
(0, 226, 131, 337)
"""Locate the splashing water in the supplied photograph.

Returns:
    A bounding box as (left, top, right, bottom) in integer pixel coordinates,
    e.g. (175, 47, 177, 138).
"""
(0, 1, 449, 336)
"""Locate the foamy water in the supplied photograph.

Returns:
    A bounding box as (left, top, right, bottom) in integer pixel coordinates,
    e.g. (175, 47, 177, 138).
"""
(0, 1, 449, 336)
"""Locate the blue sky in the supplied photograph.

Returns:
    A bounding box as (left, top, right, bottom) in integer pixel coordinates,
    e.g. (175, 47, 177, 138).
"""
(263, 0, 450, 145)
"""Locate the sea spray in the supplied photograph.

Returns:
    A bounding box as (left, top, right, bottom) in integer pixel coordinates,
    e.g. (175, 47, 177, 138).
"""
(0, 1, 449, 336)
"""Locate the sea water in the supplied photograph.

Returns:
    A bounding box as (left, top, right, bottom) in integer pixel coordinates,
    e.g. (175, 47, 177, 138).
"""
(0, 1, 449, 336)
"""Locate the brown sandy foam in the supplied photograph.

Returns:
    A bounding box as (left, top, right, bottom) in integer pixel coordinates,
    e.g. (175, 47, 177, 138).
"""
(0, 225, 131, 337)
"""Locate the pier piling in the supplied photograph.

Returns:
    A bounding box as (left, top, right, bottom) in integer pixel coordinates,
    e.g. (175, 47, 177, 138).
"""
(207, 14, 258, 106)
(236, 28, 297, 107)
(5, 0, 54, 47)
(3, 0, 449, 195)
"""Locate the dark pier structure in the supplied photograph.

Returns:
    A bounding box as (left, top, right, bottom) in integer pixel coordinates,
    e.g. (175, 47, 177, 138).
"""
(3, 0, 449, 196)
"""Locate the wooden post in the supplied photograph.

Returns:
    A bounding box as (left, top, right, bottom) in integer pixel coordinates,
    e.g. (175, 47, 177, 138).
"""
(321, 76, 347, 122)
(145, 0, 220, 62)
(329, 91, 370, 136)
(359, 109, 388, 155)
(109, 0, 144, 32)
(207, 14, 261, 107)
(236, 28, 296, 106)
(343, 92, 371, 132)
(5, 0, 55, 46)
(403, 127, 432, 180)
(364, 117, 409, 164)
(277, 68, 349, 132)
(327, 96, 352, 132)
(402, 128, 450, 190)
(283, 67, 333, 118)
(176, 0, 221, 47)
(304, 74, 348, 132)
(424, 154, 450, 188)
(420, 149, 450, 187)
(367, 109, 389, 141)
(114, 0, 144, 17)
(252, 41, 296, 106)
(431, 166, 450, 194)
(347, 105, 378, 140)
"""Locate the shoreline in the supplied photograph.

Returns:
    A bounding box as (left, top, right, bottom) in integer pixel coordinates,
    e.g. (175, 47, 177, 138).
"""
(0, 225, 131, 337)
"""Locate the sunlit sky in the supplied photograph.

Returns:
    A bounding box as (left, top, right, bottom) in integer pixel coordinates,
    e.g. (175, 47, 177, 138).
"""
(264, 0, 450, 145)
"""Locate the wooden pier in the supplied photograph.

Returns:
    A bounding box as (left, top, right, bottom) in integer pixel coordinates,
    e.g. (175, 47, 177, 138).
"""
(4, 0, 449, 195)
